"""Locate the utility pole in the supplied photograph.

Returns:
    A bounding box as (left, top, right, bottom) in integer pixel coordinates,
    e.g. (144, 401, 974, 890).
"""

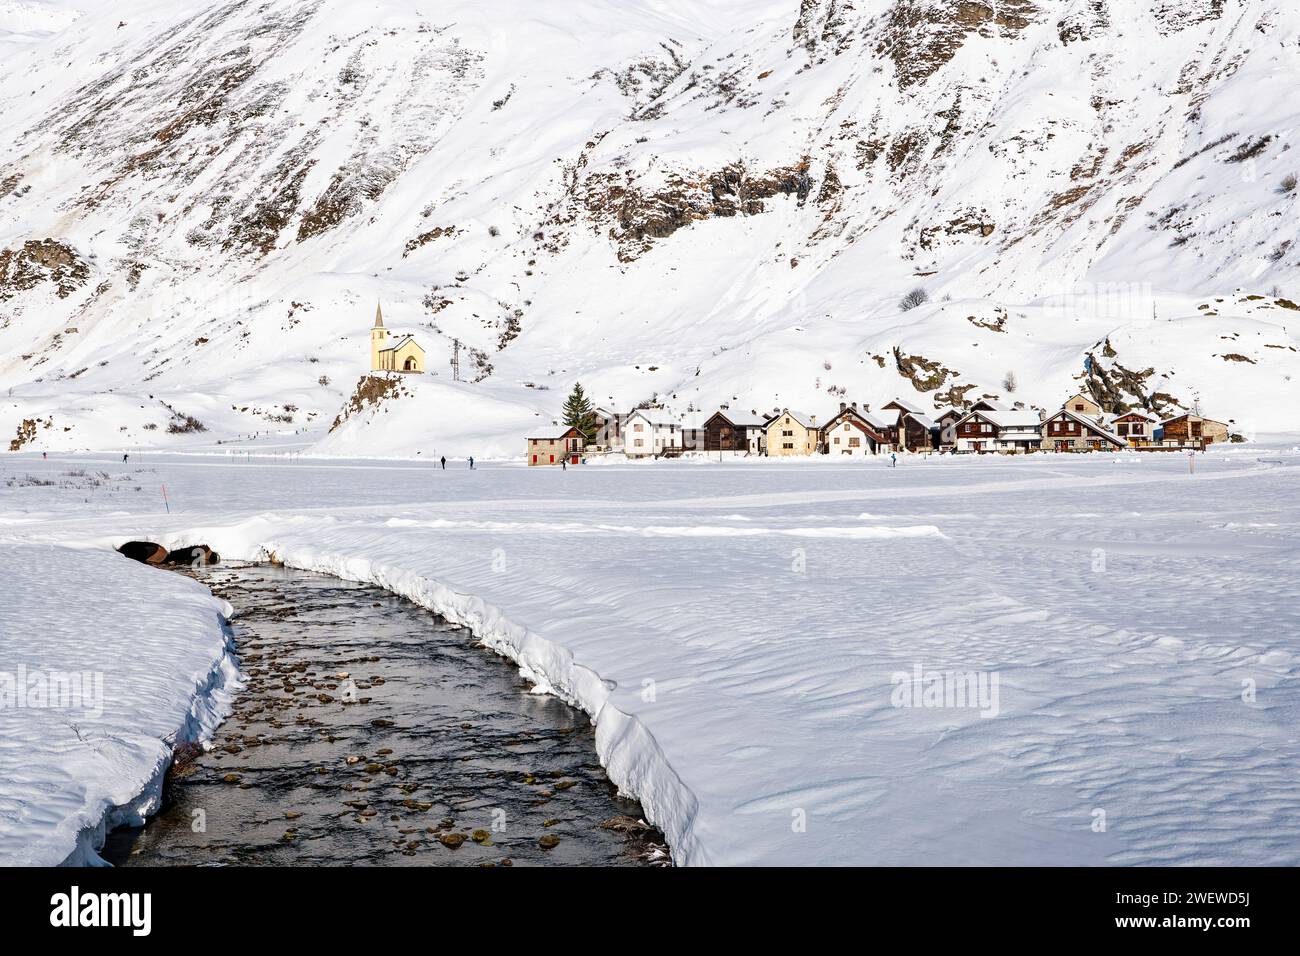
(450, 338, 461, 382)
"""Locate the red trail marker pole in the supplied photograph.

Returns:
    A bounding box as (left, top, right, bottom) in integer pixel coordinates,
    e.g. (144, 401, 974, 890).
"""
(162, 483, 171, 514)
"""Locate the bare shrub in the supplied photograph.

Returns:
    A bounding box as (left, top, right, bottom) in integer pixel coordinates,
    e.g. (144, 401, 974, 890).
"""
(899, 287, 929, 312)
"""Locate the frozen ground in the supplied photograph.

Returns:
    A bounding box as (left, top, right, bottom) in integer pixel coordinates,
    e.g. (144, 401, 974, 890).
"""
(1, 443, 1298, 865)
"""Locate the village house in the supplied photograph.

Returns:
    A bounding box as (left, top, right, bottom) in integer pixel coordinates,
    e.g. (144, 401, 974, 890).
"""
(953, 409, 1044, 453)
(821, 403, 891, 456)
(369, 303, 425, 373)
(1061, 392, 1102, 418)
(875, 400, 939, 452)
(935, 408, 965, 448)
(679, 411, 709, 452)
(764, 409, 819, 456)
(591, 407, 627, 452)
(900, 410, 939, 452)
(703, 410, 767, 454)
(527, 426, 583, 466)
(625, 408, 682, 457)
(1110, 410, 1158, 447)
(1041, 408, 1126, 452)
(1160, 413, 1230, 447)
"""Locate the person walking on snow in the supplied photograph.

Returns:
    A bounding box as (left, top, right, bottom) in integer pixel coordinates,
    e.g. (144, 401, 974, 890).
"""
(890, 452, 897, 468)
(440, 456, 446, 470)
(562, 458, 567, 471)
(123, 453, 129, 464)
(468, 456, 475, 470)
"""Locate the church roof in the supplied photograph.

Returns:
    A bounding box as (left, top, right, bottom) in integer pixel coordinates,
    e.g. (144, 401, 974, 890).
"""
(378, 334, 422, 353)
(373, 302, 384, 328)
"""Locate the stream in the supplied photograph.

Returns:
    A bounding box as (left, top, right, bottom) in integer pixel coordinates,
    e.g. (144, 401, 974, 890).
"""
(105, 563, 664, 867)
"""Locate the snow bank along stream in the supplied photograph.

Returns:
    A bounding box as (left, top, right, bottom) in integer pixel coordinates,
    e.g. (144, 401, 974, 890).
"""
(106, 562, 662, 866)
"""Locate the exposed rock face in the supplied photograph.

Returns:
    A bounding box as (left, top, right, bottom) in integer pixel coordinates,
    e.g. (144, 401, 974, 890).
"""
(570, 159, 819, 261)
(793, 0, 853, 55)
(878, 0, 1040, 90)
(0, 240, 90, 300)
(330, 375, 412, 432)
(1080, 339, 1182, 416)
(1058, 0, 1110, 44)
(1152, 0, 1224, 35)
(117, 541, 169, 564)
(893, 347, 961, 396)
(163, 544, 220, 565)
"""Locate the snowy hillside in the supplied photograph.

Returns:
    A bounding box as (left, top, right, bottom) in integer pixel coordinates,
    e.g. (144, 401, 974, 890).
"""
(1, 0, 1298, 456)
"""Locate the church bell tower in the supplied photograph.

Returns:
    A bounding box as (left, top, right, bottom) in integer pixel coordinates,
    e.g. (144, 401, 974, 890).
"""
(370, 302, 389, 371)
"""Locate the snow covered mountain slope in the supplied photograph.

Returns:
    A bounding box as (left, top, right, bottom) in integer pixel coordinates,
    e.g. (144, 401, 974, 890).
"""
(1, 0, 1297, 456)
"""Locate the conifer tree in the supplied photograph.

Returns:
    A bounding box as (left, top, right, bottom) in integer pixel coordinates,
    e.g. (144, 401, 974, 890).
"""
(562, 381, 597, 442)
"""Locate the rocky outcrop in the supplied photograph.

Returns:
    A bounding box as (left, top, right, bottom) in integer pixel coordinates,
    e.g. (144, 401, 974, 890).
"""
(163, 544, 221, 566)
(0, 239, 90, 301)
(571, 158, 819, 260)
(330, 375, 412, 432)
(117, 541, 169, 564)
(878, 0, 1039, 90)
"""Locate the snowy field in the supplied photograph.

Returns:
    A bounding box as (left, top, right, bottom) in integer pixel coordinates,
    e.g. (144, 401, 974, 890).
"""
(2, 444, 1299, 865)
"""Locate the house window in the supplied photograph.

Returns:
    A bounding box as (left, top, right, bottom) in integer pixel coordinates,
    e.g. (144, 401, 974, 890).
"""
(848, 437, 860, 448)
(783, 442, 794, 449)
(1074, 403, 1085, 411)
(833, 436, 840, 445)
(634, 423, 644, 432)
(982, 423, 992, 434)
(634, 439, 644, 447)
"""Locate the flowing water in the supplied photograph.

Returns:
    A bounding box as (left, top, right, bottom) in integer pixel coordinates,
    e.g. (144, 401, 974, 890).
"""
(105, 563, 664, 867)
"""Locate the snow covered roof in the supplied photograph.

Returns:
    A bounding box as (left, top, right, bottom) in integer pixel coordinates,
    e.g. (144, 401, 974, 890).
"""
(906, 412, 939, 430)
(1046, 409, 1126, 445)
(379, 334, 422, 352)
(710, 410, 769, 428)
(628, 408, 678, 427)
(858, 410, 892, 430)
(970, 398, 1006, 411)
(678, 412, 709, 430)
(528, 427, 578, 441)
(1112, 410, 1157, 422)
(769, 409, 817, 428)
(823, 406, 891, 433)
(883, 397, 924, 414)
(959, 409, 1042, 429)
(1161, 413, 1227, 426)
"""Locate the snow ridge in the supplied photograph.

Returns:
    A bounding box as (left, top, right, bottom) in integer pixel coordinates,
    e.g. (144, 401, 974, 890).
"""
(249, 540, 711, 866)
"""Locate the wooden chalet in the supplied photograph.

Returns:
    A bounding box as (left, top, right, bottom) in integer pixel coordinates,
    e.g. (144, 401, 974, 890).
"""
(1041, 409, 1125, 452)
(703, 410, 767, 454)
(954, 409, 1044, 453)
(1160, 413, 1230, 447)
